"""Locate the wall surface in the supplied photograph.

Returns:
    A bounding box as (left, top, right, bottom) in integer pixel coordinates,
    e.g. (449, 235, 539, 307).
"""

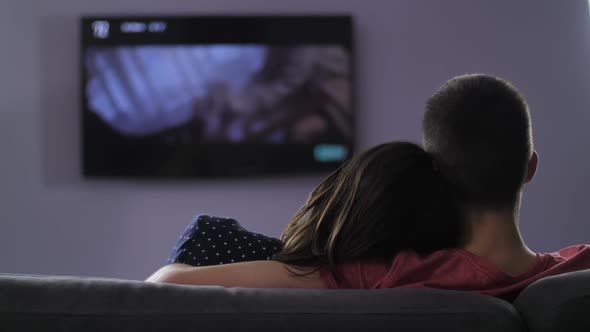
(1, 0, 589, 280)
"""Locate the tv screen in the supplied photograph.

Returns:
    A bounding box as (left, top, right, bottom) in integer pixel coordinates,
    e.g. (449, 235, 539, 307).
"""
(81, 16, 354, 178)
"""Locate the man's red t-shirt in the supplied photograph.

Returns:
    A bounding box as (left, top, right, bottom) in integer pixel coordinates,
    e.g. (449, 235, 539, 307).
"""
(320, 245, 590, 301)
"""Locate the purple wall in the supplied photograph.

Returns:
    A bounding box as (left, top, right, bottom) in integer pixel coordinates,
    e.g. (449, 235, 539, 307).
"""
(1, 0, 589, 280)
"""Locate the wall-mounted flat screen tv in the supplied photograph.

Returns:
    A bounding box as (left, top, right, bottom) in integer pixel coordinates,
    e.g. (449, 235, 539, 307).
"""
(81, 16, 354, 178)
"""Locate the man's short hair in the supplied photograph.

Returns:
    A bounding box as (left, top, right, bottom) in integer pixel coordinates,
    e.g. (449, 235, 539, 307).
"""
(422, 74, 533, 208)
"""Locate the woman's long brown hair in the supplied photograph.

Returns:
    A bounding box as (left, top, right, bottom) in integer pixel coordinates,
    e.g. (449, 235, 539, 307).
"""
(272, 142, 463, 279)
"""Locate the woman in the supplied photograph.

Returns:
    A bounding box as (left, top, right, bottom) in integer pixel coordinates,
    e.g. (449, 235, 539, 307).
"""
(147, 142, 463, 288)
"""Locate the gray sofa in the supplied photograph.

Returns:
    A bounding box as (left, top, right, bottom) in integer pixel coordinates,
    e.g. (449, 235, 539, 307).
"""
(0, 270, 589, 332)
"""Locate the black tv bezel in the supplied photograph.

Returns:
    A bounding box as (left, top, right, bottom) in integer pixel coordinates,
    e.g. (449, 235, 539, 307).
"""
(80, 15, 356, 179)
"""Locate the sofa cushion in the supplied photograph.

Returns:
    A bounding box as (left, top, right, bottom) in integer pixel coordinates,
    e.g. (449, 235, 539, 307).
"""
(0, 274, 524, 332)
(514, 269, 590, 332)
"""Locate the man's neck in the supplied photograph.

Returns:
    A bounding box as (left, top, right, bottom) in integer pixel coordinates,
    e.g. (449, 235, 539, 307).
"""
(461, 207, 537, 276)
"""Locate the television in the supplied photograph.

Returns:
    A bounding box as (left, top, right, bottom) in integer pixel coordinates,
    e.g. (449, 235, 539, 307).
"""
(81, 16, 354, 178)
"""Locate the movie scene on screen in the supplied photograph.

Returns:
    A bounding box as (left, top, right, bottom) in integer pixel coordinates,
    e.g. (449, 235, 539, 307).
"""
(84, 45, 352, 145)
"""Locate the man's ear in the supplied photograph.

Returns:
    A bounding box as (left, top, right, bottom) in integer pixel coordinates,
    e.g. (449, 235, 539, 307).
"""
(524, 150, 539, 183)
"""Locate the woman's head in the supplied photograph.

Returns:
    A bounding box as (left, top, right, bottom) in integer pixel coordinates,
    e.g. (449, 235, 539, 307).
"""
(273, 142, 463, 274)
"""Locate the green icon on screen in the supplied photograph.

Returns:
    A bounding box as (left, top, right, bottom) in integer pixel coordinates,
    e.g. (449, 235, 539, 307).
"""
(314, 144, 348, 162)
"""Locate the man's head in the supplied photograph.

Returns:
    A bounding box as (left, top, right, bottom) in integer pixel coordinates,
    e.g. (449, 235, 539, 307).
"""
(422, 74, 537, 209)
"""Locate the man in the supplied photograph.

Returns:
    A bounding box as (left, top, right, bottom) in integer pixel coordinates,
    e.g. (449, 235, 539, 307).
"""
(422, 73, 541, 277)
(147, 74, 590, 301)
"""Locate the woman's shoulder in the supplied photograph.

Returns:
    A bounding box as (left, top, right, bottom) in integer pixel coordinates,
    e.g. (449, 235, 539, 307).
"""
(192, 215, 244, 230)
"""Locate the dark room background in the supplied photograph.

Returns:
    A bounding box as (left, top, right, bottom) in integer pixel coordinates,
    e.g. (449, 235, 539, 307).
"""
(1, 0, 589, 280)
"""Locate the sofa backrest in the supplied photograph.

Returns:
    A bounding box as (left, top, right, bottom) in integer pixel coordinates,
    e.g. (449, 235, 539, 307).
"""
(0, 275, 524, 332)
(514, 269, 590, 332)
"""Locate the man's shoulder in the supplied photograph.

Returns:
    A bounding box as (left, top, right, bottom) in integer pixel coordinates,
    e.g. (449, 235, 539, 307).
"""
(539, 244, 590, 273)
(551, 244, 590, 258)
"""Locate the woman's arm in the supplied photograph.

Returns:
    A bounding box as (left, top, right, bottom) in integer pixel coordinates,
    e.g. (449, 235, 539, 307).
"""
(146, 261, 325, 289)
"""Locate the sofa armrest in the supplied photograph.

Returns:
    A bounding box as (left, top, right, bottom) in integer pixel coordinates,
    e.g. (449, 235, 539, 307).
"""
(514, 269, 590, 332)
